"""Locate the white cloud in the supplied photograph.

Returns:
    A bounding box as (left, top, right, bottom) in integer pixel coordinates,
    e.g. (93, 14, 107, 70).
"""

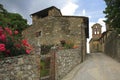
(76, 9, 92, 19)
(97, 18, 105, 25)
(61, 1, 79, 15)
(97, 18, 106, 32)
(88, 16, 91, 19)
(82, 9, 86, 16)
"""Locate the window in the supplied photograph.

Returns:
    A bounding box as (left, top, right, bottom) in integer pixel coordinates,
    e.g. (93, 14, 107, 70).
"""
(97, 31, 99, 34)
(36, 31, 41, 37)
(94, 31, 96, 34)
(60, 40, 66, 47)
(94, 29, 97, 34)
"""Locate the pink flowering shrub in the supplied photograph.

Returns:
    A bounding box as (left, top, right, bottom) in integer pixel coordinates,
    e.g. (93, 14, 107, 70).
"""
(0, 26, 33, 58)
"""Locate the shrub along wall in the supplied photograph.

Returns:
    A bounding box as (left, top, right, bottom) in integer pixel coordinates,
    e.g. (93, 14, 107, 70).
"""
(0, 54, 40, 80)
(104, 31, 120, 62)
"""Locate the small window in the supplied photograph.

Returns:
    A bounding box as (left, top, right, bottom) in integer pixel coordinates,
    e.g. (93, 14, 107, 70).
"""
(60, 40, 66, 47)
(97, 31, 99, 34)
(94, 31, 97, 34)
(36, 31, 41, 37)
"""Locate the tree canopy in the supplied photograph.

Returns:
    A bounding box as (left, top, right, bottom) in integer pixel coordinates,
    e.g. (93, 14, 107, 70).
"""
(0, 4, 28, 33)
(103, 0, 120, 33)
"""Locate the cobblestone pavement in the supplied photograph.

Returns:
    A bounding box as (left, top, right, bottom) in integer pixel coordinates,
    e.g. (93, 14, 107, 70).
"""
(62, 53, 120, 80)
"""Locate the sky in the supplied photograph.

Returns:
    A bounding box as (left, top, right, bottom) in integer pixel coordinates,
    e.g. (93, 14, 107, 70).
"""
(0, 0, 106, 52)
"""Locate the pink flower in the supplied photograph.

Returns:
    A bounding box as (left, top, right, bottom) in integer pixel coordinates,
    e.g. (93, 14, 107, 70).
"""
(5, 27, 12, 35)
(22, 39, 27, 44)
(14, 30, 19, 35)
(0, 34, 6, 41)
(22, 39, 30, 47)
(0, 44, 6, 51)
(26, 49, 31, 54)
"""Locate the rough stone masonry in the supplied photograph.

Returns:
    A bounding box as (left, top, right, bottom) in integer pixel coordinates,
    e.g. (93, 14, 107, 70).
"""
(22, 6, 89, 62)
(0, 54, 40, 80)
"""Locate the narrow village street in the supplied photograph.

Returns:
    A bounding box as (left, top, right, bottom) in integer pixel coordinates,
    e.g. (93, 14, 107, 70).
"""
(62, 53, 120, 80)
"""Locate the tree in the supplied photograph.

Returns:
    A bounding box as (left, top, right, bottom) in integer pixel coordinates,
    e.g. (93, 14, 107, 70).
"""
(0, 4, 7, 13)
(103, 0, 120, 33)
(7, 13, 28, 32)
(0, 4, 28, 33)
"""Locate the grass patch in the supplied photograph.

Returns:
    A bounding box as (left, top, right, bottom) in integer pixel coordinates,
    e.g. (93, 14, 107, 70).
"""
(40, 60, 50, 77)
(40, 69, 49, 77)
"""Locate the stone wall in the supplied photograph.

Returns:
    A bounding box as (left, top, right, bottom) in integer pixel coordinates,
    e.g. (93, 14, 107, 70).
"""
(0, 54, 40, 80)
(104, 31, 120, 62)
(89, 40, 101, 53)
(22, 16, 88, 63)
(50, 48, 81, 80)
(22, 16, 88, 46)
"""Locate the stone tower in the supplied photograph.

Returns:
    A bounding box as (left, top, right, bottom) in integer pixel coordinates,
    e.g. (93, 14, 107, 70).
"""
(92, 23, 102, 39)
(89, 23, 102, 53)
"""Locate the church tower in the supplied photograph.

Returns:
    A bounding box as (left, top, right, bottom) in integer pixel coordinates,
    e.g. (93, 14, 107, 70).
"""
(92, 23, 102, 39)
(89, 23, 102, 53)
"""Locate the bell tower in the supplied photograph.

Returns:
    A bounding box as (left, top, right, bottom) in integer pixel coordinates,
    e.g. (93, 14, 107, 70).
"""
(89, 23, 102, 53)
(92, 23, 102, 39)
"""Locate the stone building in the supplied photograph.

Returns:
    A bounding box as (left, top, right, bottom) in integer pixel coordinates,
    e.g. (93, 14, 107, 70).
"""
(98, 23, 114, 53)
(22, 6, 89, 59)
(89, 23, 102, 53)
(98, 23, 120, 62)
(22, 6, 89, 79)
(89, 23, 116, 53)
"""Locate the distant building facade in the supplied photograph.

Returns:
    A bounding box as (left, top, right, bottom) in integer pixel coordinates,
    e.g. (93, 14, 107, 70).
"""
(89, 23, 102, 53)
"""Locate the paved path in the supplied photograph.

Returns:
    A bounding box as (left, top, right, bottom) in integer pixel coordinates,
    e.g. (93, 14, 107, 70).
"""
(62, 53, 120, 80)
